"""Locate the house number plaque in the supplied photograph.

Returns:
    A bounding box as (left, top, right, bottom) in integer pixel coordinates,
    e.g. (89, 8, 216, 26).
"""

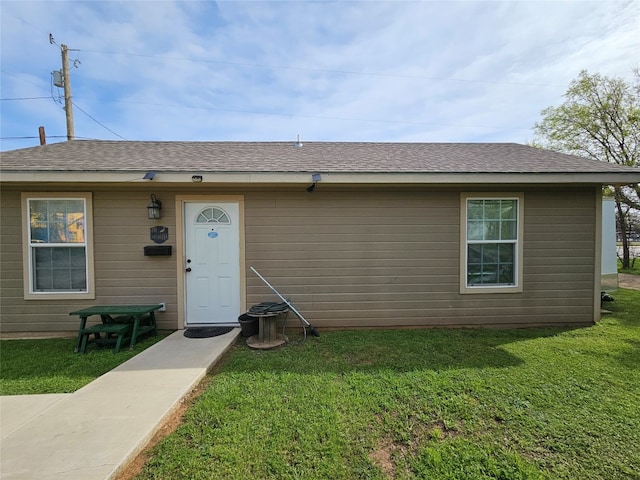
(150, 226, 169, 244)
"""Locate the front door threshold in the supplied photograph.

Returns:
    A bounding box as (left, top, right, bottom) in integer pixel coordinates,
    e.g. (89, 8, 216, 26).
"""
(184, 322, 240, 329)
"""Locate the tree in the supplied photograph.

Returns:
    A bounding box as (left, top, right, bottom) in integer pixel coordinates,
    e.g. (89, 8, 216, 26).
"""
(533, 70, 640, 268)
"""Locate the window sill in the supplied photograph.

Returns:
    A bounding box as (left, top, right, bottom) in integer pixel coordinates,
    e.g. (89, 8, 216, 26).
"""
(24, 292, 95, 301)
(460, 285, 523, 295)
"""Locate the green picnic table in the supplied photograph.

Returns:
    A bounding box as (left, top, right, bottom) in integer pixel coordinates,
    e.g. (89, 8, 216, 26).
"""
(70, 304, 161, 353)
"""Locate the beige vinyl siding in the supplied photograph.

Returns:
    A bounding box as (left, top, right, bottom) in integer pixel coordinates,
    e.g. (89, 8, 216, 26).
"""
(1, 190, 97, 332)
(523, 189, 595, 318)
(0, 184, 597, 334)
(92, 190, 177, 331)
(245, 187, 596, 328)
(1, 187, 178, 333)
(245, 189, 459, 328)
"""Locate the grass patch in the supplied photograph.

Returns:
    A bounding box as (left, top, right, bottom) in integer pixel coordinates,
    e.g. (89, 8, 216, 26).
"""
(618, 258, 640, 275)
(135, 290, 640, 479)
(0, 333, 168, 395)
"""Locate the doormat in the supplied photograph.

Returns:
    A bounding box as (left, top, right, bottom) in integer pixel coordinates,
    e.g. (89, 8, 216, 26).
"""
(183, 326, 234, 338)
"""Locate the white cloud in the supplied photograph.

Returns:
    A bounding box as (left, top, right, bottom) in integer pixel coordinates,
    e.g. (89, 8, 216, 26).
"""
(1, 0, 637, 150)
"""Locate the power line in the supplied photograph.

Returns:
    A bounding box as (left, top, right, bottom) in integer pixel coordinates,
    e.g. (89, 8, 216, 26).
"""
(0, 135, 68, 140)
(72, 102, 127, 140)
(80, 49, 566, 89)
(0, 69, 50, 91)
(1, 97, 51, 101)
(119, 99, 534, 132)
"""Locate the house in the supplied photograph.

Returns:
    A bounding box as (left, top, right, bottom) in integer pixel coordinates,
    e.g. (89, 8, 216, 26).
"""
(1, 140, 639, 335)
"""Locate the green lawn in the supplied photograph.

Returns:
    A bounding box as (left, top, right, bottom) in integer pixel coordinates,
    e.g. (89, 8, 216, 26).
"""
(618, 258, 640, 275)
(0, 334, 167, 395)
(134, 290, 640, 479)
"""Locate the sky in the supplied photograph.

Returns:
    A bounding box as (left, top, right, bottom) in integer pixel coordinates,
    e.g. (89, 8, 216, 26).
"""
(1, 0, 638, 152)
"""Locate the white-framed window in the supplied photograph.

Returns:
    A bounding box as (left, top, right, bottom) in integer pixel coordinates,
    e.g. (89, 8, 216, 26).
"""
(22, 193, 95, 299)
(460, 193, 524, 294)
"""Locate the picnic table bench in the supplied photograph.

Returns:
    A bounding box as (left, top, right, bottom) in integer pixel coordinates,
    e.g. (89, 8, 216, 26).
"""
(70, 304, 161, 353)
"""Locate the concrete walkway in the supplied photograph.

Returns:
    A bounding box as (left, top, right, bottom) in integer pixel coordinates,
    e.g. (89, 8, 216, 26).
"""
(0, 328, 240, 480)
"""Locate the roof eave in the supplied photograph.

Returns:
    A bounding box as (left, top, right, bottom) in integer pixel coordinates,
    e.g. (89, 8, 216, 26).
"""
(0, 171, 638, 185)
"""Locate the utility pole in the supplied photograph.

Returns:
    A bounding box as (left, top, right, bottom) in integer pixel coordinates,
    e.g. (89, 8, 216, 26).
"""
(50, 34, 76, 141)
(60, 44, 74, 141)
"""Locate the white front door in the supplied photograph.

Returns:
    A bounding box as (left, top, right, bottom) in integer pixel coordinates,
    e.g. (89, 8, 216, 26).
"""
(184, 202, 241, 326)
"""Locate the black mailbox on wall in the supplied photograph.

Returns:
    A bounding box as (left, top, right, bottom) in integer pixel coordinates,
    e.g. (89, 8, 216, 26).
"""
(144, 245, 172, 256)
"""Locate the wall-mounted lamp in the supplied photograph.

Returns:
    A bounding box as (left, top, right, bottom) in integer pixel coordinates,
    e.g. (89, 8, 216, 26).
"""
(147, 194, 162, 219)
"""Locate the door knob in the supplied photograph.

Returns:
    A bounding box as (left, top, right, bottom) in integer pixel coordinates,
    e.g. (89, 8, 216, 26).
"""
(185, 267, 192, 272)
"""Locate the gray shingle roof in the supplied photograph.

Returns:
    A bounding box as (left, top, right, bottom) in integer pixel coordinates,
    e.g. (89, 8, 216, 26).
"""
(0, 140, 638, 174)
